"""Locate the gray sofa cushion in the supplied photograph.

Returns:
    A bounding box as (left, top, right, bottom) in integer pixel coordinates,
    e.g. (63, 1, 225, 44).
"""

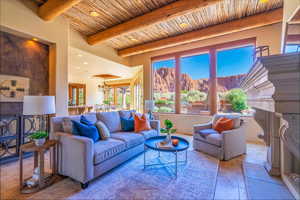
(96, 111, 121, 133)
(194, 132, 222, 147)
(111, 132, 144, 148)
(93, 138, 126, 165)
(118, 110, 136, 119)
(139, 129, 159, 139)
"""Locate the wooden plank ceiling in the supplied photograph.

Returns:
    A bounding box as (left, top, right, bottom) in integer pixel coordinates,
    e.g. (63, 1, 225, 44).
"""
(34, 0, 283, 54)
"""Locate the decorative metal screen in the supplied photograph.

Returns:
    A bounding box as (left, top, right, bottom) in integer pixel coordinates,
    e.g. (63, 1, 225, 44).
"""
(0, 115, 48, 164)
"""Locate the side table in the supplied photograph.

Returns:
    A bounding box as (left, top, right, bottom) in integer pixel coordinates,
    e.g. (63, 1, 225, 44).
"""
(19, 139, 58, 193)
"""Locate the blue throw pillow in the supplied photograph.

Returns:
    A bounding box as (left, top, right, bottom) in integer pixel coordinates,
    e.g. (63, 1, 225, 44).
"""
(120, 117, 134, 131)
(72, 120, 100, 142)
(80, 115, 94, 126)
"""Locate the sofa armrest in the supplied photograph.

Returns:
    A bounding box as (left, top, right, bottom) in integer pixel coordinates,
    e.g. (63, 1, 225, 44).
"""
(54, 132, 94, 183)
(193, 122, 213, 133)
(222, 126, 246, 160)
(150, 120, 160, 133)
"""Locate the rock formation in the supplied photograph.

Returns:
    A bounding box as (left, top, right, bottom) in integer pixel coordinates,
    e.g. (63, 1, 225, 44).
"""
(154, 67, 246, 93)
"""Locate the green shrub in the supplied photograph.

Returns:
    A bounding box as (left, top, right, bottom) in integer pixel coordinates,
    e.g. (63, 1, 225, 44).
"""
(187, 90, 207, 102)
(225, 89, 248, 112)
(29, 131, 48, 140)
(158, 106, 173, 113)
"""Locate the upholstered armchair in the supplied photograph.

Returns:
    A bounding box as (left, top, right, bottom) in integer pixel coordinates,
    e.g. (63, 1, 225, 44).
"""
(193, 114, 246, 160)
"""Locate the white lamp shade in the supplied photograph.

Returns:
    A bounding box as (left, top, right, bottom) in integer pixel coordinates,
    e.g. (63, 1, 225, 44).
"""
(145, 100, 155, 111)
(23, 96, 56, 115)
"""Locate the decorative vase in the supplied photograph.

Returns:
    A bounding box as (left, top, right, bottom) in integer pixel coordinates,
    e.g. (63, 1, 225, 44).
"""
(166, 134, 172, 143)
(34, 138, 46, 146)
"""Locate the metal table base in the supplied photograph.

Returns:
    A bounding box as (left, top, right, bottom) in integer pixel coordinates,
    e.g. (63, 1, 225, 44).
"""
(143, 146, 188, 178)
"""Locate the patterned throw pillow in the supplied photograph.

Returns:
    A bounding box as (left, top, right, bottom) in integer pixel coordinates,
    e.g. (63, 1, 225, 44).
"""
(95, 121, 110, 140)
(62, 118, 80, 135)
(120, 117, 134, 131)
(134, 114, 151, 133)
(213, 117, 234, 133)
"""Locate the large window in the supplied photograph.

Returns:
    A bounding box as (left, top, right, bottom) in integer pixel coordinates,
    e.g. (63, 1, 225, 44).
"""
(217, 46, 254, 113)
(152, 38, 255, 115)
(285, 44, 300, 53)
(153, 59, 175, 113)
(180, 54, 210, 114)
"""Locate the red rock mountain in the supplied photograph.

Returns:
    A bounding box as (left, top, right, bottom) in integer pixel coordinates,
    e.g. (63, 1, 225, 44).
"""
(154, 67, 246, 93)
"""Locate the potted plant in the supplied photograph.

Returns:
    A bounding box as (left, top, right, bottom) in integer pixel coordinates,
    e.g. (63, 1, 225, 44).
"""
(29, 131, 48, 146)
(160, 119, 176, 142)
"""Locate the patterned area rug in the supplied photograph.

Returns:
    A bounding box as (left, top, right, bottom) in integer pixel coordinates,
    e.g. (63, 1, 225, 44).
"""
(30, 150, 219, 200)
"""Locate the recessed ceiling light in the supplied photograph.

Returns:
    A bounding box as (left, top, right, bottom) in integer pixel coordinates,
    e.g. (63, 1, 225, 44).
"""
(78, 54, 82, 57)
(83, 62, 88, 65)
(179, 22, 189, 28)
(129, 37, 138, 42)
(32, 38, 38, 41)
(90, 11, 99, 17)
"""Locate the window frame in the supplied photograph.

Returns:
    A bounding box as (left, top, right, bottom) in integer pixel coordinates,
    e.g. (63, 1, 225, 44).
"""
(151, 37, 256, 115)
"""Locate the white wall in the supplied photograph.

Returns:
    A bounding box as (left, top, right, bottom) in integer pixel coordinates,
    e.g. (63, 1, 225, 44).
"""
(0, 0, 69, 116)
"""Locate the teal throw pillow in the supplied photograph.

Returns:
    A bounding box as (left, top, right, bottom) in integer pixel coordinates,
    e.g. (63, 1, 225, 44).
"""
(120, 117, 134, 131)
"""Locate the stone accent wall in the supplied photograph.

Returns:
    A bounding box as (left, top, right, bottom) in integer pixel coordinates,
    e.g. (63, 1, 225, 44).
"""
(0, 31, 49, 115)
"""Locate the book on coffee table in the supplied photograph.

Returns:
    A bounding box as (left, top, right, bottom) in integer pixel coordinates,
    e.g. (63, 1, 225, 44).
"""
(156, 141, 173, 149)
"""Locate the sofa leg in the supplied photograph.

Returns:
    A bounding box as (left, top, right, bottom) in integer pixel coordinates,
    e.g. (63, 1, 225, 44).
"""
(81, 182, 89, 189)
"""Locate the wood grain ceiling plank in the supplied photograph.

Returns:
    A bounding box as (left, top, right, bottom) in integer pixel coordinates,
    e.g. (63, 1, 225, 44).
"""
(87, 0, 221, 45)
(38, 0, 83, 21)
(117, 8, 283, 57)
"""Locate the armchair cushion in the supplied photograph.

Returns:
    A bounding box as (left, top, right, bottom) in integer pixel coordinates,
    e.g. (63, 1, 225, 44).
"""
(196, 129, 219, 138)
(194, 132, 222, 147)
(93, 138, 126, 165)
(62, 117, 80, 135)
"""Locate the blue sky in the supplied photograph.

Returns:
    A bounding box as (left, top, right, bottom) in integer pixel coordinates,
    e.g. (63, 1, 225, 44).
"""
(153, 45, 255, 80)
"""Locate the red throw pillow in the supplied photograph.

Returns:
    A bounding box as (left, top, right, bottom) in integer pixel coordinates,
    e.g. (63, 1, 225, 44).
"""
(213, 117, 234, 133)
(134, 114, 151, 133)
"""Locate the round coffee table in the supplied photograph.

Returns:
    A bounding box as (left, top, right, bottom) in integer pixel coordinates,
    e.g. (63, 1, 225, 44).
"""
(144, 135, 189, 178)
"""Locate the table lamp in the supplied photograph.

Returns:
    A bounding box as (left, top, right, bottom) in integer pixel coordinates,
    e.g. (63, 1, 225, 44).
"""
(23, 96, 56, 131)
(145, 100, 155, 120)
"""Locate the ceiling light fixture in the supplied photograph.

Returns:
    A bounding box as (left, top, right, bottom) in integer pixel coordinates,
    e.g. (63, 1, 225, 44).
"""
(179, 22, 189, 28)
(32, 38, 38, 41)
(83, 62, 88, 65)
(129, 37, 138, 42)
(259, 0, 269, 3)
(90, 11, 99, 17)
(78, 54, 83, 57)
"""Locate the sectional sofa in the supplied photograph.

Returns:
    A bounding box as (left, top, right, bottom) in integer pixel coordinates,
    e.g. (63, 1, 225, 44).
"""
(50, 110, 160, 189)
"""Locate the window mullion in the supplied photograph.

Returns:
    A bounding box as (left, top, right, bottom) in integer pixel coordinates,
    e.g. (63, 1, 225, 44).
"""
(175, 55, 181, 114)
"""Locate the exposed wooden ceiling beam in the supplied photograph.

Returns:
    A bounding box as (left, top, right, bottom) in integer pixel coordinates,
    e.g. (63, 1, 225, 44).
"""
(87, 0, 221, 45)
(38, 0, 82, 21)
(118, 8, 283, 57)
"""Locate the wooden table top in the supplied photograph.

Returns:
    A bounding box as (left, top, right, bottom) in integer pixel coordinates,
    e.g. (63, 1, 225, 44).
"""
(20, 140, 58, 153)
